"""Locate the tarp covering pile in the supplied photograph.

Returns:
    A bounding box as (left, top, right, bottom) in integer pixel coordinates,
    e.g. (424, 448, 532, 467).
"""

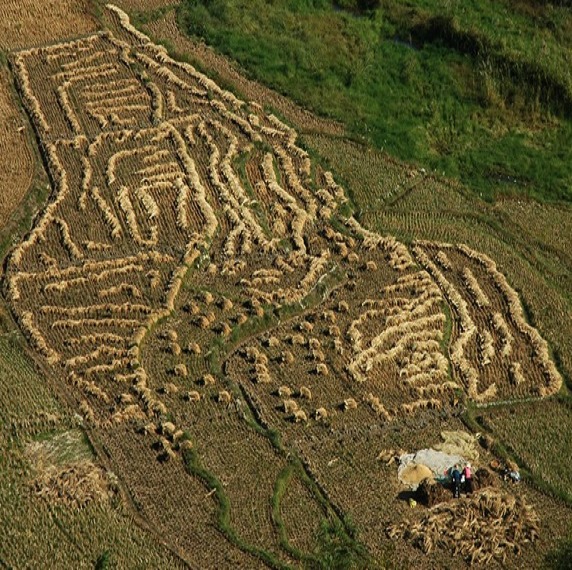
(398, 449, 464, 489)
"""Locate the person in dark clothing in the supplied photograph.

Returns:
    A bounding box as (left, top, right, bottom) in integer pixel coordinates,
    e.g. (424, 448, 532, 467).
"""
(463, 462, 473, 494)
(451, 464, 462, 498)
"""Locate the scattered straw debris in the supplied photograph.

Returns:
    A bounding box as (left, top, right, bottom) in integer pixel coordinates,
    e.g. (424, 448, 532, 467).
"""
(30, 461, 114, 508)
(26, 430, 114, 508)
(377, 448, 406, 465)
(387, 489, 539, 565)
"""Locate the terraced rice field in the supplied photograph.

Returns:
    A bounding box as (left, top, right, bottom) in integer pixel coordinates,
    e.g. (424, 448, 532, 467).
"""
(0, 3, 570, 568)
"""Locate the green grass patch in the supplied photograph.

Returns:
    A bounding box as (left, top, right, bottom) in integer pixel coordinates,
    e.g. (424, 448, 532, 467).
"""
(271, 464, 318, 564)
(182, 447, 291, 569)
(271, 461, 376, 569)
(440, 299, 452, 354)
(314, 518, 372, 570)
(178, 0, 572, 202)
(130, 5, 176, 28)
(94, 550, 112, 570)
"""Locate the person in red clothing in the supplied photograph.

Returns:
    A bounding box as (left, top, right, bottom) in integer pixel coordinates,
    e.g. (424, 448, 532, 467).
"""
(462, 462, 473, 494)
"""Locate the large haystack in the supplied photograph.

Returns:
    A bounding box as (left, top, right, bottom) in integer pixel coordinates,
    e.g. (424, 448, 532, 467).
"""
(399, 463, 434, 487)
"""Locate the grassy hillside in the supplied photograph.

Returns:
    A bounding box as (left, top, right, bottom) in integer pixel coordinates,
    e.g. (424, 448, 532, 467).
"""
(178, 0, 572, 202)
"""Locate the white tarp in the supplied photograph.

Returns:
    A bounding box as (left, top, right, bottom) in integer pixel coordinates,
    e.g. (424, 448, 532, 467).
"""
(398, 448, 466, 489)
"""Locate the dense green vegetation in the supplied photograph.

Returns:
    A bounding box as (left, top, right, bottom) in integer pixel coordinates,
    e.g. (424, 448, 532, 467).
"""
(178, 0, 572, 202)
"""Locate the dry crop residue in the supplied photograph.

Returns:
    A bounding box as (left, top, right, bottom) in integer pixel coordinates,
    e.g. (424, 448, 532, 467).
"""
(3, 5, 562, 567)
(0, 0, 98, 51)
(26, 429, 115, 508)
(0, 69, 34, 227)
(388, 489, 540, 566)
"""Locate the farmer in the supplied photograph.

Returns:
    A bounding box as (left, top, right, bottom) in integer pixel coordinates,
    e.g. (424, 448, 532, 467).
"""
(462, 462, 473, 494)
(451, 464, 462, 498)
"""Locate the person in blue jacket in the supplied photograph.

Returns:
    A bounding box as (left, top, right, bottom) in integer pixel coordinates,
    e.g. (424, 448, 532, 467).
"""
(451, 464, 462, 498)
